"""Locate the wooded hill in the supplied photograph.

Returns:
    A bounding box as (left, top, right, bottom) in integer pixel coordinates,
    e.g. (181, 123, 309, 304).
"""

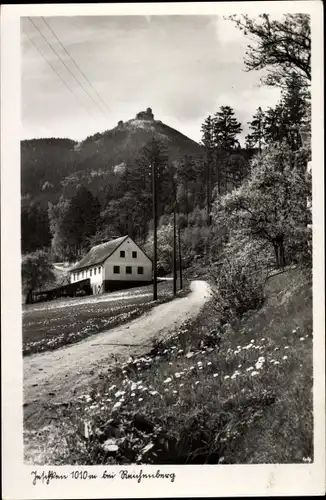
(21, 111, 203, 208)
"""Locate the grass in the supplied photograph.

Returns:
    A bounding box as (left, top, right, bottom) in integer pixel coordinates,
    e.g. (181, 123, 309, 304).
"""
(24, 266, 313, 465)
(23, 280, 189, 356)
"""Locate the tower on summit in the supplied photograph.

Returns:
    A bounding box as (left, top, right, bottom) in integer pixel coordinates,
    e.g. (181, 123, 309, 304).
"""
(136, 107, 154, 120)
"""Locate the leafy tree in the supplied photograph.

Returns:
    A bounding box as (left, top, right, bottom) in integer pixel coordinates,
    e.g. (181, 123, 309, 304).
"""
(228, 14, 311, 86)
(174, 155, 206, 221)
(22, 250, 55, 304)
(48, 196, 72, 261)
(21, 202, 51, 254)
(213, 143, 311, 268)
(62, 186, 101, 257)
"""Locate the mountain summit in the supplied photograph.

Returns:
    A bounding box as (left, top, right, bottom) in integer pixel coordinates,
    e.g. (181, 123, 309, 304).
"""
(78, 107, 203, 166)
(21, 109, 203, 205)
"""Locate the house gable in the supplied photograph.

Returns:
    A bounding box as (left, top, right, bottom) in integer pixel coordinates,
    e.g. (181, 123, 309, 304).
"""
(105, 236, 152, 266)
(70, 235, 128, 272)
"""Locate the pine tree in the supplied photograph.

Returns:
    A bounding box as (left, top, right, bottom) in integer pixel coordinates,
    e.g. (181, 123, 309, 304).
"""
(247, 107, 265, 151)
(264, 72, 310, 150)
(245, 133, 256, 150)
(212, 106, 243, 194)
(200, 115, 215, 224)
(212, 106, 243, 151)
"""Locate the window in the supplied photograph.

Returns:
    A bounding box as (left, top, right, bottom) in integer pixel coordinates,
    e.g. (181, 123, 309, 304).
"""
(132, 251, 137, 258)
(126, 266, 132, 274)
(114, 266, 120, 274)
(78, 272, 80, 280)
(120, 250, 125, 258)
(94, 268, 97, 275)
(98, 266, 101, 274)
(137, 266, 144, 275)
(90, 269, 92, 277)
(82, 271, 85, 279)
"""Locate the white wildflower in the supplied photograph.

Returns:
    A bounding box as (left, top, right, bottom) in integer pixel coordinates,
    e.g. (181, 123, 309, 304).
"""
(114, 390, 125, 398)
(251, 371, 259, 376)
(163, 377, 172, 384)
(213, 373, 218, 378)
(300, 337, 305, 341)
(138, 398, 143, 402)
(186, 352, 194, 358)
(282, 356, 288, 360)
(102, 439, 118, 453)
(246, 367, 254, 372)
(207, 361, 212, 366)
(224, 375, 230, 380)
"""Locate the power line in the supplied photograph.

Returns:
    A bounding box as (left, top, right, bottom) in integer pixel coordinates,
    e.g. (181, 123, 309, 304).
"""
(28, 17, 107, 124)
(41, 17, 111, 116)
(23, 29, 98, 124)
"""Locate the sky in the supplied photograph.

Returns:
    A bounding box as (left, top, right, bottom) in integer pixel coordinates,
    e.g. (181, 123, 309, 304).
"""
(21, 15, 281, 145)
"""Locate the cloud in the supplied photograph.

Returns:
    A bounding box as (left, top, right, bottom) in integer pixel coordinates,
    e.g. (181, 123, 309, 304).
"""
(21, 15, 281, 143)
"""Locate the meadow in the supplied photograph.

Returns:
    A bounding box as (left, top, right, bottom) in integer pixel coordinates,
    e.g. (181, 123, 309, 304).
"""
(23, 280, 186, 356)
(24, 266, 313, 465)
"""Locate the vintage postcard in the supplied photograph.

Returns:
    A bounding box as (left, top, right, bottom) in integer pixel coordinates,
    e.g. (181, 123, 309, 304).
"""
(1, 1, 325, 498)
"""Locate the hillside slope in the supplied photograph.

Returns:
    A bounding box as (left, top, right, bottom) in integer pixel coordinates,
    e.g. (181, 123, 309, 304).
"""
(21, 108, 203, 206)
(23, 266, 313, 465)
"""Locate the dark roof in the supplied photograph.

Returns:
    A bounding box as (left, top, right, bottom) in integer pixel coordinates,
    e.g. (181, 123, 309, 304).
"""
(70, 236, 128, 271)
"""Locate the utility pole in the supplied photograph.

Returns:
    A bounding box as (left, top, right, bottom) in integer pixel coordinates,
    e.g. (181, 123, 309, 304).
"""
(178, 220, 183, 290)
(173, 206, 177, 296)
(152, 156, 158, 301)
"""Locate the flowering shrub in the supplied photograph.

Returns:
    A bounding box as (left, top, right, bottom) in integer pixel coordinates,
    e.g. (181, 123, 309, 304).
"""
(211, 235, 270, 323)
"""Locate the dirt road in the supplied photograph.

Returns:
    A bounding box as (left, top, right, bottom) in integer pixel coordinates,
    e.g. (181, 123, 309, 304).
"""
(24, 280, 211, 426)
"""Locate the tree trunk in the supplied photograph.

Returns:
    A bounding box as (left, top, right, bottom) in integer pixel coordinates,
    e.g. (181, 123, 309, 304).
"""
(273, 237, 286, 269)
(26, 289, 33, 304)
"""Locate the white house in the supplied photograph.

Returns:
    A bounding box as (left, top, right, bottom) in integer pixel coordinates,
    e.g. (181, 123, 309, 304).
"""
(70, 235, 152, 294)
